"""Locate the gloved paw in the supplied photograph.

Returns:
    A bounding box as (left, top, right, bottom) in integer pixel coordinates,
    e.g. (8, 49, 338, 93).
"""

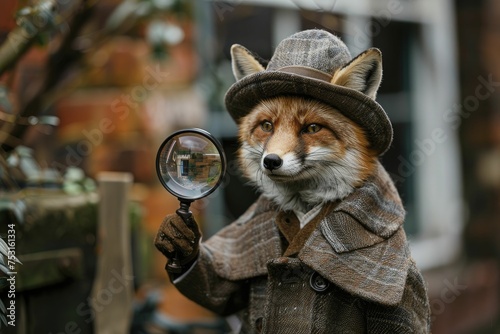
(154, 213, 201, 261)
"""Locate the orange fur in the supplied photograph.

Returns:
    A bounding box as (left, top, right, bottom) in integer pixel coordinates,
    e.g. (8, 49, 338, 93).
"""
(238, 96, 377, 210)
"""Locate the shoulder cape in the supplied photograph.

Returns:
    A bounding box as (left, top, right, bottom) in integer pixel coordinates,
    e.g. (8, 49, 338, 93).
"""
(202, 162, 411, 305)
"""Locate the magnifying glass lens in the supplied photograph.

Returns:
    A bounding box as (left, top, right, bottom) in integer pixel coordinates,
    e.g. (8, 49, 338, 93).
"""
(156, 129, 225, 200)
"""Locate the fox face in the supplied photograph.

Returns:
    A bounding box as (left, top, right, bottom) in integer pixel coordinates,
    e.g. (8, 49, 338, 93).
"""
(230, 39, 384, 211)
(238, 96, 376, 211)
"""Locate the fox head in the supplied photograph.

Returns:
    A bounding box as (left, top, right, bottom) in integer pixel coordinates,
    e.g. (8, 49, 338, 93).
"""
(231, 44, 383, 212)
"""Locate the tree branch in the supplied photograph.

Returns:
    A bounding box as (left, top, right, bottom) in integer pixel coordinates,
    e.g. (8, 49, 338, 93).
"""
(0, 0, 57, 77)
(1, 0, 94, 153)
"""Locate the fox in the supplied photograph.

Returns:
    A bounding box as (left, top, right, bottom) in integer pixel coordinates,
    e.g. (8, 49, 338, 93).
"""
(155, 29, 430, 333)
(233, 37, 384, 214)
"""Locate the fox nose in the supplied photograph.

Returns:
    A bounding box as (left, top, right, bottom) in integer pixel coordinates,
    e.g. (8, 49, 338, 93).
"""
(263, 154, 283, 171)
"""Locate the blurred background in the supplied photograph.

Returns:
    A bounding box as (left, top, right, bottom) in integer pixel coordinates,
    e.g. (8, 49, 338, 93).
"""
(0, 0, 499, 333)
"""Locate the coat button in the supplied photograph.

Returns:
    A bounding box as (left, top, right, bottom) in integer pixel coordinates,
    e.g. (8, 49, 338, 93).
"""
(310, 272, 330, 292)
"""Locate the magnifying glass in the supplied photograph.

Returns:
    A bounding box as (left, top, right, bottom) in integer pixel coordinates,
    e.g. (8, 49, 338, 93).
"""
(156, 128, 227, 272)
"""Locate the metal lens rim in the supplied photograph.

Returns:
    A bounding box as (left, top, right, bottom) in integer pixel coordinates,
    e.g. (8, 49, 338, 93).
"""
(155, 128, 227, 201)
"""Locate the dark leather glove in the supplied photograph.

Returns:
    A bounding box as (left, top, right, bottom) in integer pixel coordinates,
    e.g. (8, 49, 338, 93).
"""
(154, 212, 201, 270)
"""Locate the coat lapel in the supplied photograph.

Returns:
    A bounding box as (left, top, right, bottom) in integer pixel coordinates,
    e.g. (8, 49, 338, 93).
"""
(300, 163, 410, 306)
(204, 162, 410, 306)
(300, 227, 410, 306)
(203, 197, 283, 280)
(321, 162, 406, 253)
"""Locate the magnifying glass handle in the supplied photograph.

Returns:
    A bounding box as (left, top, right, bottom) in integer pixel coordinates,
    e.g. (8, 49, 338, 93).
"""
(166, 254, 183, 274)
(166, 200, 194, 274)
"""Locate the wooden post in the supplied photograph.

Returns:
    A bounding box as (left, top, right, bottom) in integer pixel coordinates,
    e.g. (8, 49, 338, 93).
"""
(91, 172, 134, 334)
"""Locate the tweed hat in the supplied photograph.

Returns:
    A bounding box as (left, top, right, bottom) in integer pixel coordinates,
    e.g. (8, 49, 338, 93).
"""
(225, 29, 393, 155)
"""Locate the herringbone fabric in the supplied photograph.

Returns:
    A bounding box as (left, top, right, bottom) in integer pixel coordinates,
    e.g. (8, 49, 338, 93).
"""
(172, 162, 431, 333)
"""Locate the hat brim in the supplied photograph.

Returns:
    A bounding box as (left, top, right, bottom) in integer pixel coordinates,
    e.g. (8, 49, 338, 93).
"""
(224, 71, 393, 155)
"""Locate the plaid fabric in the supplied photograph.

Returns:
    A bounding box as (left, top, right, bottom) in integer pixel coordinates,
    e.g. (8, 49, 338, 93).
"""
(173, 162, 430, 332)
(225, 29, 393, 155)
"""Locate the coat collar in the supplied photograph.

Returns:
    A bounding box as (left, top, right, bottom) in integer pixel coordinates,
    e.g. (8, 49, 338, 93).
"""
(205, 163, 409, 305)
(322, 161, 406, 253)
(297, 163, 410, 306)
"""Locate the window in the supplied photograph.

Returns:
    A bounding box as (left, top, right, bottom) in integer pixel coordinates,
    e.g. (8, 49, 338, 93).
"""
(201, 0, 462, 270)
(180, 159, 189, 177)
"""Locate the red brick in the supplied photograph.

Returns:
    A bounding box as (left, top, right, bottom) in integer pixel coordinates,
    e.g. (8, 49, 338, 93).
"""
(0, 0, 17, 33)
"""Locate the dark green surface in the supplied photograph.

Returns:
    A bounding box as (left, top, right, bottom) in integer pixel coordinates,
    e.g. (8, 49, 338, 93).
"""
(0, 190, 98, 334)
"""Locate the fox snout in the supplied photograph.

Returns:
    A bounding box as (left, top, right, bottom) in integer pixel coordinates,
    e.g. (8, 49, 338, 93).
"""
(263, 154, 283, 171)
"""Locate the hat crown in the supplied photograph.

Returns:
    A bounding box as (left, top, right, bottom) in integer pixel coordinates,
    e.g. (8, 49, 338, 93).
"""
(267, 30, 352, 74)
(225, 29, 393, 155)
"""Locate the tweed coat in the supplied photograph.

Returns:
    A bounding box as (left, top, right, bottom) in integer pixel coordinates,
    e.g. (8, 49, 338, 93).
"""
(172, 163, 431, 333)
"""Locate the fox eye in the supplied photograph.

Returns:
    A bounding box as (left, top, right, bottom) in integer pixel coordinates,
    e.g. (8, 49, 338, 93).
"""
(260, 121, 273, 132)
(303, 124, 322, 134)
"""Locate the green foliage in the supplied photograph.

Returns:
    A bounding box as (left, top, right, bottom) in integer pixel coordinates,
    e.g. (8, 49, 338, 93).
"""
(62, 167, 96, 195)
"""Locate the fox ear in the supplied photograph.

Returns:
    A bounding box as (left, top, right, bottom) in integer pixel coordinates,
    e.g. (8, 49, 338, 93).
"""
(331, 48, 382, 99)
(231, 44, 265, 81)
